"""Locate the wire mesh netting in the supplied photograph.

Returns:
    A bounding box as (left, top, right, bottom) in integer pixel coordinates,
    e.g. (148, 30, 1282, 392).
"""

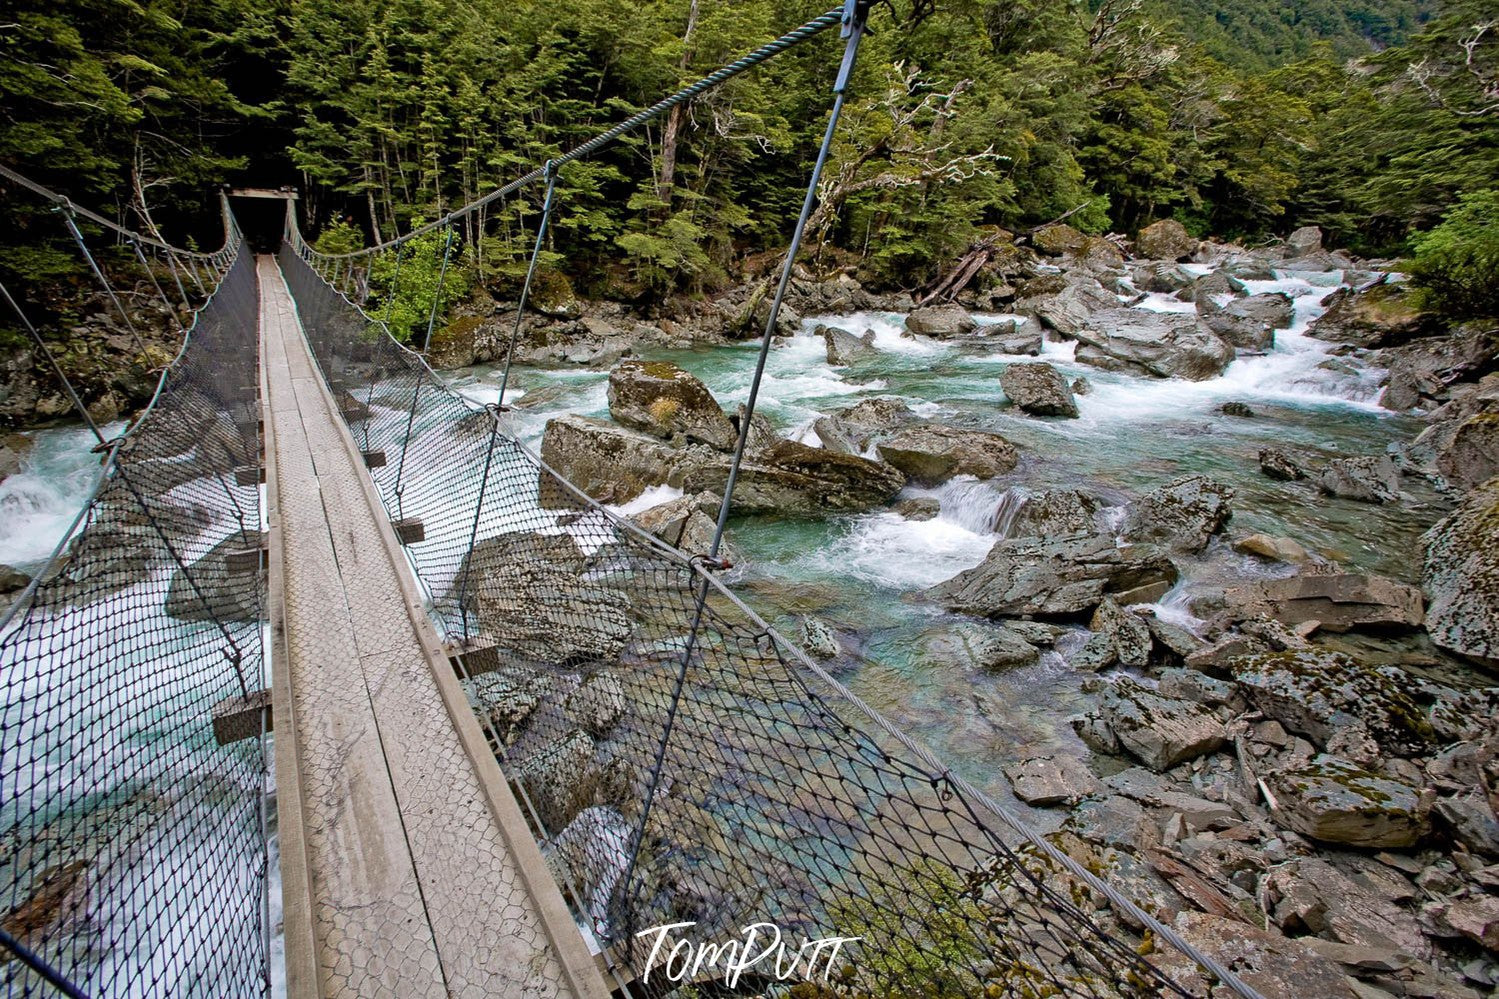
(279, 238, 1217, 998)
(1, 245, 268, 998)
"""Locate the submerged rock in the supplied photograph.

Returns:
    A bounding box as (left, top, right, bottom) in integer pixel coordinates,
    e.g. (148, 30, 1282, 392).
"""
(607, 359, 737, 450)
(875, 425, 1019, 483)
(1317, 454, 1401, 504)
(1268, 755, 1428, 849)
(799, 615, 841, 660)
(1073, 308, 1236, 381)
(1120, 475, 1234, 553)
(921, 619, 1039, 671)
(905, 304, 976, 338)
(999, 362, 1080, 418)
(1423, 476, 1499, 667)
(931, 533, 1177, 619)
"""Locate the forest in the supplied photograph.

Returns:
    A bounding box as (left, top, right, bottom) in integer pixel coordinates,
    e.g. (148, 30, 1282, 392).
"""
(1, 0, 1495, 300)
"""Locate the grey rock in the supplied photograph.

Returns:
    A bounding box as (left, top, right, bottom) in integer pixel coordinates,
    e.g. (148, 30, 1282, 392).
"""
(1020, 277, 1121, 336)
(681, 438, 906, 516)
(1220, 572, 1424, 634)
(1267, 858, 1429, 959)
(1423, 477, 1499, 667)
(630, 491, 725, 558)
(892, 496, 941, 520)
(1120, 474, 1234, 553)
(1008, 489, 1100, 539)
(1199, 292, 1294, 350)
(539, 415, 695, 507)
(799, 615, 842, 660)
(930, 533, 1178, 619)
(1318, 455, 1401, 504)
(1090, 596, 1152, 668)
(905, 304, 976, 338)
(1069, 629, 1119, 672)
(875, 425, 1019, 484)
(518, 730, 600, 830)
(1135, 219, 1198, 261)
(985, 316, 1044, 355)
(1285, 226, 1324, 258)
(813, 396, 916, 453)
(1102, 767, 1240, 828)
(1309, 282, 1425, 349)
(1260, 447, 1308, 481)
(1073, 308, 1236, 381)
(1268, 755, 1428, 849)
(0, 564, 31, 595)
(564, 672, 626, 737)
(818, 323, 877, 365)
(607, 359, 737, 450)
(1031, 224, 1088, 255)
(1004, 755, 1101, 806)
(164, 531, 263, 624)
(1000, 362, 1079, 418)
(0, 433, 33, 484)
(1099, 678, 1227, 771)
(1233, 533, 1315, 564)
(1435, 793, 1499, 857)
(1153, 911, 1360, 999)
(1409, 413, 1499, 492)
(921, 620, 1039, 671)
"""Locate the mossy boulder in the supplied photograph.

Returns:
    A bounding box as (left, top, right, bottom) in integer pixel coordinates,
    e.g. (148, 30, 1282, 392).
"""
(427, 314, 483, 369)
(1308, 281, 1426, 348)
(1267, 754, 1429, 849)
(607, 359, 737, 451)
(1134, 219, 1198, 262)
(1423, 475, 1499, 667)
(1031, 223, 1088, 256)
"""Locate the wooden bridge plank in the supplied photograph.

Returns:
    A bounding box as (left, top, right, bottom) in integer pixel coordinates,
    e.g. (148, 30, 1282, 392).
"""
(259, 256, 603, 999)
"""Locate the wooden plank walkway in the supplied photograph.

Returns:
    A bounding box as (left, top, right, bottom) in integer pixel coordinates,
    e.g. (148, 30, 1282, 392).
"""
(257, 256, 607, 999)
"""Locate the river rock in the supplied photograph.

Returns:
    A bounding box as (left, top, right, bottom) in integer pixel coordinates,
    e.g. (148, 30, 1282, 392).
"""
(517, 730, 600, 830)
(630, 491, 723, 556)
(819, 324, 877, 365)
(1199, 292, 1294, 350)
(472, 555, 633, 668)
(797, 615, 841, 660)
(1268, 755, 1428, 849)
(931, 533, 1177, 619)
(1120, 475, 1233, 553)
(892, 496, 940, 520)
(1073, 235, 1125, 270)
(1000, 362, 1079, 417)
(1438, 895, 1499, 951)
(1010, 489, 1100, 539)
(984, 316, 1044, 355)
(905, 304, 976, 338)
(1380, 323, 1499, 411)
(813, 396, 915, 453)
(1265, 858, 1430, 959)
(1423, 476, 1499, 667)
(1090, 595, 1152, 668)
(539, 414, 694, 506)
(163, 531, 264, 624)
(1134, 261, 1198, 293)
(1004, 755, 1101, 806)
(1221, 573, 1424, 634)
(1309, 282, 1426, 348)
(0, 433, 32, 484)
(1097, 678, 1226, 771)
(1233, 533, 1315, 564)
(875, 425, 1019, 483)
(1021, 277, 1121, 336)
(1318, 454, 1401, 504)
(1412, 413, 1499, 492)
(1228, 650, 1435, 756)
(1073, 308, 1236, 381)
(1032, 223, 1088, 255)
(0, 564, 32, 596)
(564, 672, 626, 737)
(607, 359, 737, 451)
(1259, 447, 1308, 481)
(1135, 219, 1198, 261)
(1153, 911, 1359, 998)
(922, 619, 1039, 671)
(1284, 226, 1324, 258)
(682, 438, 905, 516)
(465, 668, 545, 744)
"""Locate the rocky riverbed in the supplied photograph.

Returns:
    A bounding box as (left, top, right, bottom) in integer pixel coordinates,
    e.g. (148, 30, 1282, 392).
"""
(430, 220, 1499, 996)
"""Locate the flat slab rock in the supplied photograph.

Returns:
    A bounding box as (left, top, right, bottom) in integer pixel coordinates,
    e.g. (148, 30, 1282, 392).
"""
(1267, 754, 1429, 849)
(1152, 911, 1360, 998)
(1221, 571, 1424, 633)
(1003, 755, 1101, 806)
(1097, 678, 1227, 772)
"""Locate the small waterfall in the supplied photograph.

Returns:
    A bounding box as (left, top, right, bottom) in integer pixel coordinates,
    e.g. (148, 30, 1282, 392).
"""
(929, 479, 1024, 536)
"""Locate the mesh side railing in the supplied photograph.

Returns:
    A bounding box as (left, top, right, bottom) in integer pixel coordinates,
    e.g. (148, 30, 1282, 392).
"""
(1, 246, 268, 998)
(277, 243, 1222, 998)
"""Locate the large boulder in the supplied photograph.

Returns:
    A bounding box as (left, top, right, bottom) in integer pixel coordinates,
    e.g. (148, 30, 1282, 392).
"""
(1120, 475, 1233, 553)
(1020, 278, 1120, 336)
(1009, 489, 1100, 539)
(1283, 226, 1323, 258)
(1031, 223, 1087, 255)
(1379, 323, 1498, 411)
(681, 439, 905, 516)
(874, 425, 1019, 484)
(164, 531, 264, 624)
(999, 362, 1079, 418)
(1198, 292, 1294, 350)
(0, 433, 33, 485)
(979, 316, 1044, 355)
(1409, 413, 1499, 492)
(1073, 309, 1236, 381)
(539, 415, 695, 506)
(1004, 755, 1100, 806)
(1265, 858, 1430, 960)
(517, 731, 600, 830)
(818, 324, 877, 365)
(1220, 573, 1424, 634)
(1153, 911, 1359, 999)
(930, 533, 1177, 619)
(1423, 476, 1499, 666)
(1317, 454, 1401, 504)
(1267, 755, 1428, 849)
(1134, 219, 1198, 262)
(812, 396, 915, 454)
(1228, 650, 1435, 756)
(905, 304, 976, 338)
(1308, 282, 1426, 348)
(607, 359, 736, 450)
(1097, 678, 1227, 771)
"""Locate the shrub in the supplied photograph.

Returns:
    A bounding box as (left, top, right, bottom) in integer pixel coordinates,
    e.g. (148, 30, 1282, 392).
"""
(1408, 190, 1499, 320)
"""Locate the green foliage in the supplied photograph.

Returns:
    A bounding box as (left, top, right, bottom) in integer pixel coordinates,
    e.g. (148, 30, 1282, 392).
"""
(1409, 190, 1499, 320)
(314, 220, 366, 256)
(366, 226, 472, 343)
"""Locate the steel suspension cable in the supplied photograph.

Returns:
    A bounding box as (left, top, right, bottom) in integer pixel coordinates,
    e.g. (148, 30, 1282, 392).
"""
(497, 160, 559, 408)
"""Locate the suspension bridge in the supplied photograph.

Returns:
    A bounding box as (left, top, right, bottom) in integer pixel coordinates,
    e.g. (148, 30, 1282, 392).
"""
(1, 4, 1265, 997)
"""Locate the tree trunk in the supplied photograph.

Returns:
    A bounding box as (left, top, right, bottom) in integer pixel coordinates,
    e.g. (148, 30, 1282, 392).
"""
(656, 0, 699, 208)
